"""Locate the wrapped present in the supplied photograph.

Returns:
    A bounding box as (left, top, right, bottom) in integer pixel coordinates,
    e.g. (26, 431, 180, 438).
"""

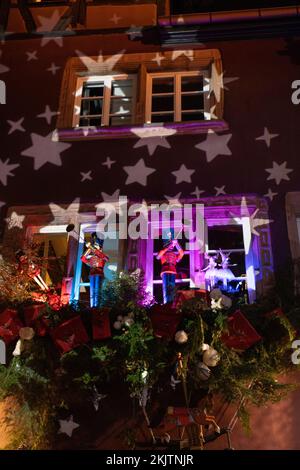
(167, 407, 193, 426)
(148, 304, 182, 339)
(174, 289, 210, 309)
(50, 316, 89, 354)
(91, 308, 111, 340)
(0, 309, 23, 344)
(221, 310, 261, 351)
(23, 304, 48, 337)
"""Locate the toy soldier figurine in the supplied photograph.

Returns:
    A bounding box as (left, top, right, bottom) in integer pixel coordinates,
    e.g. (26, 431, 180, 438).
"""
(15, 249, 49, 291)
(81, 232, 109, 308)
(157, 230, 184, 304)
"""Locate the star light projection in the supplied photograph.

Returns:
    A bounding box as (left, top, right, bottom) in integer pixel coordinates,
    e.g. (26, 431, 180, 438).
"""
(0, 158, 20, 186)
(5, 211, 25, 230)
(58, 415, 79, 437)
(230, 197, 273, 254)
(195, 130, 232, 163)
(21, 131, 71, 170)
(265, 161, 293, 185)
(131, 126, 176, 156)
(123, 159, 156, 186)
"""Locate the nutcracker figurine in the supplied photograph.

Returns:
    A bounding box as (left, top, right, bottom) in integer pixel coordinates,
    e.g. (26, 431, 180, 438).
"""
(80, 233, 109, 308)
(15, 249, 49, 291)
(157, 230, 184, 304)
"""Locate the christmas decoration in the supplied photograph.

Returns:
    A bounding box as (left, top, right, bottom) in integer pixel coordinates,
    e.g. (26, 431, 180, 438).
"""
(221, 310, 262, 351)
(12, 327, 35, 357)
(15, 250, 48, 292)
(148, 304, 182, 339)
(0, 309, 23, 344)
(203, 346, 220, 367)
(23, 304, 48, 337)
(80, 233, 109, 308)
(196, 361, 211, 381)
(157, 229, 184, 304)
(175, 330, 188, 344)
(215, 249, 236, 290)
(210, 288, 232, 310)
(202, 253, 218, 290)
(91, 308, 111, 341)
(50, 316, 89, 354)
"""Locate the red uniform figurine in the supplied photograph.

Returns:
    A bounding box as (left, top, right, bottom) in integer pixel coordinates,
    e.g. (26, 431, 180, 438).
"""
(157, 230, 184, 304)
(15, 249, 49, 291)
(80, 233, 109, 308)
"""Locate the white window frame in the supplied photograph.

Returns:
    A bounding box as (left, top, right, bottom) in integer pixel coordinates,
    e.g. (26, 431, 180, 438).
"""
(73, 74, 137, 127)
(145, 70, 210, 124)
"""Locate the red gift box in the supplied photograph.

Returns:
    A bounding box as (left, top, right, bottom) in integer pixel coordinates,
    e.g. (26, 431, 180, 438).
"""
(23, 304, 48, 337)
(0, 309, 23, 344)
(148, 304, 182, 339)
(91, 308, 111, 340)
(221, 310, 262, 351)
(50, 316, 89, 354)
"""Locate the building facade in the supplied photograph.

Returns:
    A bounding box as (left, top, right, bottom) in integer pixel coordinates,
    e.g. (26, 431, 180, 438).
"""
(0, 0, 300, 306)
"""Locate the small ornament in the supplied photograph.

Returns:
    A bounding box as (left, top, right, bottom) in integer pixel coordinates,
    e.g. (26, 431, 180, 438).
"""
(203, 346, 220, 367)
(117, 315, 123, 321)
(113, 320, 122, 330)
(175, 330, 188, 344)
(202, 343, 210, 351)
(196, 361, 211, 381)
(123, 316, 134, 327)
(13, 327, 35, 357)
(210, 288, 232, 310)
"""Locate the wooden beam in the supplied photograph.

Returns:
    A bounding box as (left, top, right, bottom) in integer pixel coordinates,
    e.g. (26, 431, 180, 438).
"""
(17, 0, 36, 33)
(0, 0, 11, 33)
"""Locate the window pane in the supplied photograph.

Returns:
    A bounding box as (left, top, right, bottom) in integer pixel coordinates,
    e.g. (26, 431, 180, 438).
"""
(208, 226, 244, 250)
(151, 113, 174, 123)
(181, 75, 203, 92)
(110, 98, 132, 115)
(152, 76, 174, 94)
(109, 115, 132, 126)
(80, 99, 102, 116)
(181, 94, 204, 111)
(111, 79, 133, 98)
(89, 118, 102, 126)
(82, 82, 104, 97)
(152, 95, 174, 113)
(181, 111, 204, 121)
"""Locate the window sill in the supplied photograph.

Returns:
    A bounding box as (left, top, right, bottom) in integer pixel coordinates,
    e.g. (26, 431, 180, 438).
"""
(55, 120, 229, 141)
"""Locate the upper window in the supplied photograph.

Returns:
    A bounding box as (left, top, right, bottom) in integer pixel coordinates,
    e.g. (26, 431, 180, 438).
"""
(57, 49, 227, 139)
(73, 75, 137, 127)
(145, 71, 210, 124)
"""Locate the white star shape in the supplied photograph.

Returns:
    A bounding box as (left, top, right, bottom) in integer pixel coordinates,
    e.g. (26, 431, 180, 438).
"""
(75, 49, 125, 73)
(191, 186, 205, 198)
(256, 128, 279, 148)
(36, 11, 64, 47)
(92, 386, 107, 411)
(164, 193, 182, 207)
(230, 197, 273, 254)
(110, 13, 122, 24)
(37, 105, 59, 125)
(152, 53, 165, 66)
(58, 415, 79, 437)
(102, 157, 116, 169)
(207, 63, 239, 102)
(172, 50, 194, 61)
(195, 130, 232, 163)
(80, 171, 92, 182)
(47, 62, 61, 75)
(7, 118, 25, 135)
(21, 131, 71, 170)
(215, 185, 226, 196)
(132, 126, 176, 156)
(0, 201, 5, 209)
(100, 189, 120, 202)
(265, 161, 293, 185)
(26, 51, 37, 61)
(49, 198, 80, 224)
(0, 158, 19, 185)
(172, 164, 195, 184)
(124, 159, 156, 186)
(5, 211, 25, 230)
(264, 188, 278, 201)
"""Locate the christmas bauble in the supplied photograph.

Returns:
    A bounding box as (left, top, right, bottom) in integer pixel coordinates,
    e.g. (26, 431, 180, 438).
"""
(117, 315, 123, 322)
(113, 320, 122, 330)
(175, 330, 188, 344)
(19, 327, 35, 340)
(196, 361, 211, 380)
(203, 347, 220, 367)
(124, 317, 134, 327)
